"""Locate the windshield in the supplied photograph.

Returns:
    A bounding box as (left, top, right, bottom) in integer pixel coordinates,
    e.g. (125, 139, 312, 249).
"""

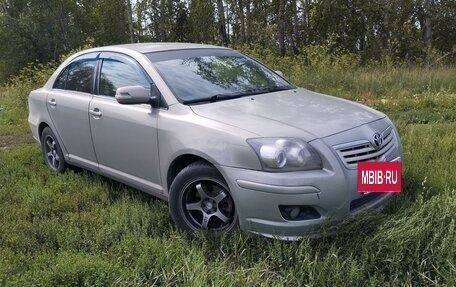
(147, 49, 294, 104)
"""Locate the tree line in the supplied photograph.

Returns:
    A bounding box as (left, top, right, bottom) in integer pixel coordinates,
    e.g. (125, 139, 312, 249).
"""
(1, 0, 455, 82)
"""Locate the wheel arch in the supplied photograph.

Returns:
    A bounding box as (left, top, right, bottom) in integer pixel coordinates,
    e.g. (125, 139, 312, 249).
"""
(38, 122, 50, 141)
(166, 153, 239, 232)
(37, 121, 70, 160)
(166, 152, 223, 192)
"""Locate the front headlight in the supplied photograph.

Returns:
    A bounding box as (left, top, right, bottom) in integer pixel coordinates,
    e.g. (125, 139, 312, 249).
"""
(247, 138, 323, 172)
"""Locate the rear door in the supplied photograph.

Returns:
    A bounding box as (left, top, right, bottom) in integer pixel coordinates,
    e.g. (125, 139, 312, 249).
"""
(88, 52, 162, 193)
(47, 53, 99, 169)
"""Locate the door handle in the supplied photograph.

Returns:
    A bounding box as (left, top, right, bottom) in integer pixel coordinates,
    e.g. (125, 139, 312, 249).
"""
(48, 99, 56, 107)
(89, 108, 102, 118)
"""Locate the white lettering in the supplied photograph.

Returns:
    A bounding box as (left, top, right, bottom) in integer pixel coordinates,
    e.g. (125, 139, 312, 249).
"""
(385, 170, 392, 184)
(361, 170, 398, 185)
(368, 170, 375, 184)
(362, 170, 369, 184)
(377, 170, 383, 184)
(391, 170, 398, 184)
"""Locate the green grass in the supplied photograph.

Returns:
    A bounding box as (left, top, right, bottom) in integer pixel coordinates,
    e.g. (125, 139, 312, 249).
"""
(0, 61, 455, 286)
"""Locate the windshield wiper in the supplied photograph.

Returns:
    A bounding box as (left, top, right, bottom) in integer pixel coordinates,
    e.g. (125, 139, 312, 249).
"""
(182, 85, 295, 105)
(182, 93, 244, 105)
(245, 85, 295, 95)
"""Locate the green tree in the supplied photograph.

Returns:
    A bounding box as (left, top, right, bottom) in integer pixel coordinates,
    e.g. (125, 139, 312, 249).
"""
(189, 0, 216, 43)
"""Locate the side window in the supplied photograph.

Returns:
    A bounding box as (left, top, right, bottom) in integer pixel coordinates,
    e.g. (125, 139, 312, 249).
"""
(99, 58, 150, 97)
(66, 59, 97, 93)
(53, 67, 68, 89)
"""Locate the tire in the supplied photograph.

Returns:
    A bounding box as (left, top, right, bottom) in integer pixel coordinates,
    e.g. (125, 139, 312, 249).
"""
(169, 161, 238, 232)
(40, 127, 67, 173)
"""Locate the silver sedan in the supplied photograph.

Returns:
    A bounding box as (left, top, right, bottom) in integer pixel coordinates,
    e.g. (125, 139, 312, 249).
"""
(28, 43, 402, 239)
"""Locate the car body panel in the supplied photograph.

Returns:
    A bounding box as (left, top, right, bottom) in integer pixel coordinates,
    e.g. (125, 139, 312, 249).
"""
(218, 129, 400, 239)
(46, 89, 98, 169)
(157, 104, 262, 194)
(88, 95, 162, 194)
(191, 88, 386, 139)
(28, 88, 49, 142)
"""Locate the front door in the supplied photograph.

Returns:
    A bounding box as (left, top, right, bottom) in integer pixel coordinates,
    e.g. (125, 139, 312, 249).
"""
(88, 52, 162, 193)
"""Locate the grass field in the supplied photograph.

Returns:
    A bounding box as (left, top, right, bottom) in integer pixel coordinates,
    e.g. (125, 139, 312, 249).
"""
(0, 60, 455, 286)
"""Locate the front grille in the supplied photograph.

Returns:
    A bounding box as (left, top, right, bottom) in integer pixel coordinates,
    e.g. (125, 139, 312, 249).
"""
(334, 126, 397, 169)
(350, 192, 384, 211)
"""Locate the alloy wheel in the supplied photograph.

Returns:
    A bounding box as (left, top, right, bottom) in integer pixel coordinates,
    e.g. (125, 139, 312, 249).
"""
(44, 135, 60, 170)
(182, 179, 235, 230)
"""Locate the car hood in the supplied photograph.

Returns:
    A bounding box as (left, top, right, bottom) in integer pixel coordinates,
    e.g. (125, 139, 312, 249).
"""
(190, 88, 385, 140)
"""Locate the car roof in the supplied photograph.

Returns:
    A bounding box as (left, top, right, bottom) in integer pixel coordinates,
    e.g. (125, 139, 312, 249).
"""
(104, 42, 230, 54)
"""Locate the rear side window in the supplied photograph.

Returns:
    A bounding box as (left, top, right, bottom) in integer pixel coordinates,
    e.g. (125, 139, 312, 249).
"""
(99, 58, 150, 97)
(53, 67, 68, 89)
(66, 59, 97, 93)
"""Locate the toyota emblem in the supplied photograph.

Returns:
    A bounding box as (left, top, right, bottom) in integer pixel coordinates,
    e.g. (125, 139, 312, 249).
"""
(372, 133, 384, 149)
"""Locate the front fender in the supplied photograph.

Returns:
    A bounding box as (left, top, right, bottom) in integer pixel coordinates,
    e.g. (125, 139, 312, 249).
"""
(158, 104, 262, 193)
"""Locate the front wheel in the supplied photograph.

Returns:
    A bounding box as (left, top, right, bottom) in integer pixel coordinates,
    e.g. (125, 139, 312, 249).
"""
(40, 127, 67, 173)
(169, 161, 238, 232)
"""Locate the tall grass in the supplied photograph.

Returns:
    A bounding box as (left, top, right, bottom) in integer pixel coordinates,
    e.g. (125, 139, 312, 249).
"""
(0, 52, 455, 286)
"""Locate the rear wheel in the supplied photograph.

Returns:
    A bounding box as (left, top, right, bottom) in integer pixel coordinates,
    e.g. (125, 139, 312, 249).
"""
(169, 161, 238, 232)
(40, 127, 67, 173)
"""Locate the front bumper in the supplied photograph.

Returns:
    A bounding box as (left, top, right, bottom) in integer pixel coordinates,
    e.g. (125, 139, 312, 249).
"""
(217, 128, 401, 240)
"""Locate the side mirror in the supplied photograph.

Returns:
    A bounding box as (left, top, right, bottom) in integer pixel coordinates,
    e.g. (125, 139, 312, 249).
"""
(115, 85, 160, 108)
(275, 70, 284, 77)
(116, 85, 151, 105)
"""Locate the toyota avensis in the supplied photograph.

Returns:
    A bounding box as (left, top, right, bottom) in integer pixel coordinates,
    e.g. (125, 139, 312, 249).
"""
(28, 43, 402, 239)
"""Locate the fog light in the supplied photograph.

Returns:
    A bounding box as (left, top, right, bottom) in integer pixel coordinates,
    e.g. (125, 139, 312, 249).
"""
(289, 207, 300, 219)
(279, 205, 321, 221)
